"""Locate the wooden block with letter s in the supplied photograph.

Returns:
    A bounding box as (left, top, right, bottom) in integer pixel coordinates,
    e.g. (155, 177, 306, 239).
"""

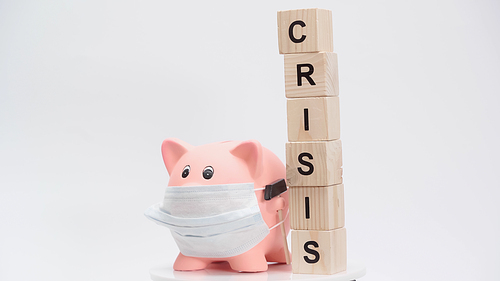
(287, 96, 340, 142)
(284, 52, 339, 98)
(286, 140, 342, 187)
(291, 228, 347, 274)
(290, 184, 345, 231)
(277, 8, 333, 54)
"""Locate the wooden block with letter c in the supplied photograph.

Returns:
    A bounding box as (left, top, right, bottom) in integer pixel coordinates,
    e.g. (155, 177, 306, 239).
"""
(277, 8, 333, 54)
(291, 228, 347, 274)
(286, 140, 342, 187)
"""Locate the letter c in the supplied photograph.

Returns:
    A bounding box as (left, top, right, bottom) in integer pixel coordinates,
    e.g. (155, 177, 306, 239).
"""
(289, 20, 306, 43)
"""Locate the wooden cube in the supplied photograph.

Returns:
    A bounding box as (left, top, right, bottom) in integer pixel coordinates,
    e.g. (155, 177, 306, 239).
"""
(277, 8, 333, 54)
(286, 140, 342, 187)
(287, 96, 340, 142)
(284, 52, 339, 98)
(291, 228, 347, 274)
(290, 184, 345, 231)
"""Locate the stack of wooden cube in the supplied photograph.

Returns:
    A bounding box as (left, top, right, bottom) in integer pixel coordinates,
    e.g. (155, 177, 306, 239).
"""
(277, 8, 347, 275)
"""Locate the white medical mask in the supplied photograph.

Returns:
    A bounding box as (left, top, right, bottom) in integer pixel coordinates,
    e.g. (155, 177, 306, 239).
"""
(145, 182, 286, 258)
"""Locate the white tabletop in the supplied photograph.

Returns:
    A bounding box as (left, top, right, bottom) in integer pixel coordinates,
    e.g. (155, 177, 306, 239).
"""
(150, 260, 366, 281)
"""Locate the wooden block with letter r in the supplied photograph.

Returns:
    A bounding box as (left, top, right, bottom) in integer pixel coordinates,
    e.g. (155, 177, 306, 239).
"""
(284, 52, 339, 98)
(291, 228, 347, 274)
(286, 140, 342, 187)
(287, 96, 340, 142)
(290, 184, 345, 231)
(277, 8, 333, 54)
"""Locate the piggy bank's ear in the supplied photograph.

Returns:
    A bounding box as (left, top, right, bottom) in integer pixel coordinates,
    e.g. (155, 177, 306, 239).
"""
(161, 138, 194, 176)
(230, 140, 263, 179)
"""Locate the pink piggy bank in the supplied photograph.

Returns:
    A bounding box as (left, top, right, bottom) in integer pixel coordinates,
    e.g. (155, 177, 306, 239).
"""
(145, 138, 290, 272)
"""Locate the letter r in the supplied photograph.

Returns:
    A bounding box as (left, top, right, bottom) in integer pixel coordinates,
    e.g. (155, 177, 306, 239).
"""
(297, 64, 316, 86)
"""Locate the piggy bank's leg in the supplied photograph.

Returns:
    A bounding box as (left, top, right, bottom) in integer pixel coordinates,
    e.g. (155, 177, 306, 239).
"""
(265, 246, 290, 264)
(173, 253, 211, 271)
(227, 247, 268, 272)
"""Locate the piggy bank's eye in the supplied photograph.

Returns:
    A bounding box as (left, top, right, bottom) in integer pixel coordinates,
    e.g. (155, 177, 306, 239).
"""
(202, 166, 214, 180)
(181, 165, 190, 178)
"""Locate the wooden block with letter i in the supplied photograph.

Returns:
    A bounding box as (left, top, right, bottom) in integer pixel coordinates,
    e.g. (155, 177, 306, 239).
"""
(284, 52, 339, 98)
(286, 140, 342, 187)
(290, 184, 345, 231)
(291, 228, 347, 274)
(277, 8, 333, 54)
(287, 96, 340, 142)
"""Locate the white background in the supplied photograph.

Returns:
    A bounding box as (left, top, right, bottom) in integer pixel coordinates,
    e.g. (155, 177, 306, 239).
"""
(1, 0, 499, 280)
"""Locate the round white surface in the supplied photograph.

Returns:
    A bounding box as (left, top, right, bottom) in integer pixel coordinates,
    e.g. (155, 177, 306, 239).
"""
(150, 260, 366, 281)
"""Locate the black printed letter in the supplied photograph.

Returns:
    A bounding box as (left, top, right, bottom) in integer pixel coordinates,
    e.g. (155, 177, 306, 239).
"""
(289, 20, 306, 43)
(297, 64, 316, 86)
(304, 108, 309, 131)
(305, 196, 310, 219)
(304, 241, 320, 264)
(298, 152, 314, 176)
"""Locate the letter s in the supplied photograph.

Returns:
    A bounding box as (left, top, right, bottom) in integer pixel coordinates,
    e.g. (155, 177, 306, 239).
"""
(298, 152, 314, 176)
(304, 241, 320, 263)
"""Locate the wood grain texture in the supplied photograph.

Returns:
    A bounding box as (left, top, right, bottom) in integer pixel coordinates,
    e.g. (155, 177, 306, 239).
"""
(277, 8, 333, 54)
(290, 184, 345, 231)
(287, 96, 340, 142)
(291, 228, 347, 274)
(286, 140, 342, 187)
(284, 52, 339, 98)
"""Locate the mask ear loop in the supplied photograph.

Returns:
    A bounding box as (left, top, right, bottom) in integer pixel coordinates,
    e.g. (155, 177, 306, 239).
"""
(253, 186, 289, 230)
(269, 208, 289, 230)
(256, 179, 291, 264)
